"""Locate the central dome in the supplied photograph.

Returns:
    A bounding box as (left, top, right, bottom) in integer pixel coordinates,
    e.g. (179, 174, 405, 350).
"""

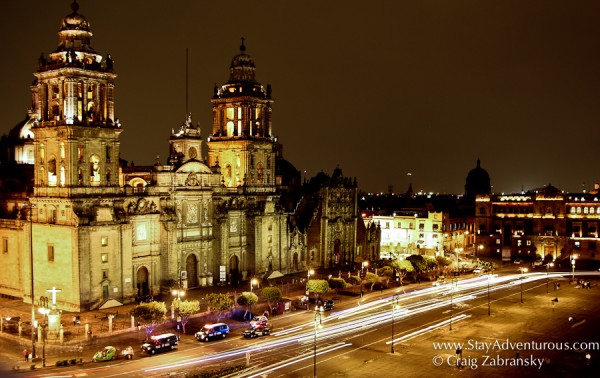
(228, 38, 257, 84)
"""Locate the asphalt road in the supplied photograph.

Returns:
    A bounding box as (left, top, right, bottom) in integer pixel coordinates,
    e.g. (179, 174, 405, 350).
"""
(3, 271, 598, 377)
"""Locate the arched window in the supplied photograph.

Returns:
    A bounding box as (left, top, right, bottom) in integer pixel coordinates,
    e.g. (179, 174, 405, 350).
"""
(90, 155, 100, 186)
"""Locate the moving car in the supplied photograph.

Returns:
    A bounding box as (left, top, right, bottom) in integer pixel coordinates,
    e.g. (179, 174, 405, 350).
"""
(141, 333, 179, 355)
(93, 346, 117, 362)
(249, 316, 269, 328)
(473, 268, 484, 275)
(315, 300, 334, 312)
(432, 276, 446, 286)
(195, 323, 229, 341)
(242, 325, 270, 338)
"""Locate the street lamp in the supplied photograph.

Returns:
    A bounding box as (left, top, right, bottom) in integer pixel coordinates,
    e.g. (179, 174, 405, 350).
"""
(546, 262, 554, 293)
(487, 268, 492, 316)
(520, 267, 528, 303)
(571, 255, 577, 284)
(450, 278, 455, 330)
(454, 248, 462, 273)
(171, 288, 185, 332)
(38, 296, 49, 367)
(391, 294, 400, 353)
(250, 278, 258, 293)
(23, 202, 36, 359)
(313, 311, 322, 378)
(361, 261, 369, 276)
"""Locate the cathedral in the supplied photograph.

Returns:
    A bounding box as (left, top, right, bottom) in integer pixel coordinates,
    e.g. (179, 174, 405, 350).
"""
(0, 2, 377, 312)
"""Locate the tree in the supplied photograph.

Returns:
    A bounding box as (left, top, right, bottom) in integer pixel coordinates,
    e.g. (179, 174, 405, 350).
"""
(237, 292, 258, 320)
(132, 302, 167, 339)
(423, 256, 438, 271)
(347, 275, 362, 286)
(392, 259, 414, 286)
(261, 287, 282, 309)
(378, 266, 394, 286)
(177, 300, 200, 334)
(206, 293, 234, 322)
(327, 277, 347, 294)
(407, 254, 427, 273)
(365, 272, 380, 291)
(306, 279, 329, 302)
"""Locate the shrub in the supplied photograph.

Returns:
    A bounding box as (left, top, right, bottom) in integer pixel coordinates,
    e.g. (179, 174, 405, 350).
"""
(30, 363, 36, 369)
(70, 359, 77, 365)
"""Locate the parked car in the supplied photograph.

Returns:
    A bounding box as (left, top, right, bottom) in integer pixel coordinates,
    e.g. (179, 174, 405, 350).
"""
(315, 300, 334, 312)
(513, 258, 523, 264)
(242, 325, 270, 338)
(141, 333, 179, 355)
(533, 260, 543, 266)
(473, 268, 484, 275)
(195, 323, 229, 342)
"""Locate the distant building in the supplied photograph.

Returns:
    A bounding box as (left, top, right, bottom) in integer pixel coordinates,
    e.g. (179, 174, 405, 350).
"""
(475, 184, 600, 263)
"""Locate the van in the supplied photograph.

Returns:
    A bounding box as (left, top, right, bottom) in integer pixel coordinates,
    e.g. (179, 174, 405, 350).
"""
(141, 333, 179, 354)
(195, 323, 229, 341)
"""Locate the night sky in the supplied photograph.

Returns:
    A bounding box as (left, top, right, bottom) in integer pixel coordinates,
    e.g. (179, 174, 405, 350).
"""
(1, 1, 599, 194)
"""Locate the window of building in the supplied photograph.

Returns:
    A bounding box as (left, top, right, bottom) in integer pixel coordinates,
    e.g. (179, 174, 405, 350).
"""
(101, 236, 108, 246)
(102, 270, 109, 280)
(584, 207, 589, 214)
(419, 224, 425, 230)
(2, 237, 7, 253)
(101, 253, 108, 263)
(433, 224, 439, 231)
(577, 207, 582, 214)
(574, 241, 581, 248)
(47, 245, 55, 262)
(495, 239, 501, 245)
(517, 240, 522, 246)
(526, 240, 531, 246)
(591, 207, 596, 214)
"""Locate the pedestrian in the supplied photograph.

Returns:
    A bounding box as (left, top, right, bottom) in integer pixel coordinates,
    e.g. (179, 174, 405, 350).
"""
(23, 348, 29, 362)
(456, 347, 462, 368)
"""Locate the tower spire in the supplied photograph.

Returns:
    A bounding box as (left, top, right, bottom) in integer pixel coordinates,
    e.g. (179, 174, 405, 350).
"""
(240, 36, 246, 52)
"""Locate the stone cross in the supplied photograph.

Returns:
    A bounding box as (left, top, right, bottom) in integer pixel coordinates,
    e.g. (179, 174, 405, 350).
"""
(46, 287, 62, 306)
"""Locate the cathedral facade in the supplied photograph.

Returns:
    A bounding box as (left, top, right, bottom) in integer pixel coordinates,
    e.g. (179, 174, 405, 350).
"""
(0, 2, 365, 312)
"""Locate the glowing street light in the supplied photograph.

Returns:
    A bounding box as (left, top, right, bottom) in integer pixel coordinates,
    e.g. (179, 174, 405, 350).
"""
(313, 311, 323, 377)
(250, 278, 258, 293)
(38, 296, 49, 367)
(520, 267, 528, 303)
(546, 262, 554, 293)
(571, 255, 577, 284)
(361, 261, 369, 276)
(171, 288, 185, 333)
(391, 294, 400, 353)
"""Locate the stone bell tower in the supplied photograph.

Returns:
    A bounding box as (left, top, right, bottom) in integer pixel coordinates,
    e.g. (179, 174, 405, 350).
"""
(207, 38, 276, 188)
(31, 0, 121, 197)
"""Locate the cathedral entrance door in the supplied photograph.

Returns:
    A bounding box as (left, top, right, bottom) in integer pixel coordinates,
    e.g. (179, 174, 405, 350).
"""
(230, 255, 240, 287)
(137, 266, 149, 297)
(186, 254, 198, 288)
(293, 253, 299, 271)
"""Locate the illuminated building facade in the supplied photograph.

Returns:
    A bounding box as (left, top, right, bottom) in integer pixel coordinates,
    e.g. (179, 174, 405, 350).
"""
(475, 184, 600, 263)
(0, 2, 364, 312)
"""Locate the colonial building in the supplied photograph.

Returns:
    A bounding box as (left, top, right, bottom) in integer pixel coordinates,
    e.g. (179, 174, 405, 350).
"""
(0, 2, 364, 312)
(474, 184, 600, 263)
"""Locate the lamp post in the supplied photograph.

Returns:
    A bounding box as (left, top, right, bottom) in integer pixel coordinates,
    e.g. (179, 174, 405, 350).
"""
(571, 255, 577, 284)
(391, 294, 400, 353)
(313, 311, 322, 378)
(487, 270, 491, 316)
(171, 288, 184, 333)
(546, 262, 554, 293)
(450, 277, 455, 330)
(361, 261, 369, 276)
(520, 267, 528, 303)
(38, 296, 49, 367)
(250, 278, 258, 293)
(23, 202, 36, 359)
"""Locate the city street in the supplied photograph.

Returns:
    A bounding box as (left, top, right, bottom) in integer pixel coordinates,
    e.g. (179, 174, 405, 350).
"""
(1, 270, 598, 377)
